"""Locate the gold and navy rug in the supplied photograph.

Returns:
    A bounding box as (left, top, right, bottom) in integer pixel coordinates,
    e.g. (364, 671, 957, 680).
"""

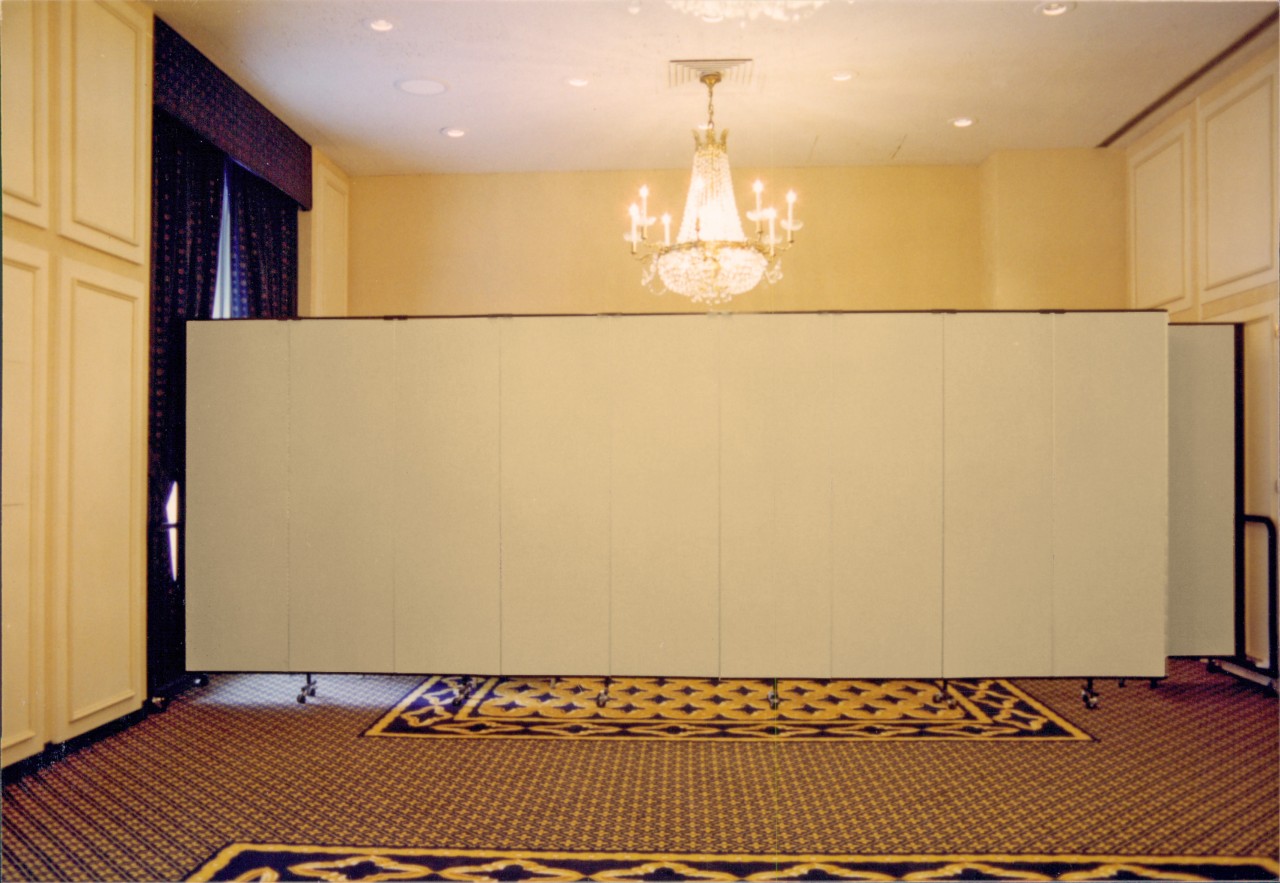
(364, 676, 1091, 742)
(188, 844, 1280, 882)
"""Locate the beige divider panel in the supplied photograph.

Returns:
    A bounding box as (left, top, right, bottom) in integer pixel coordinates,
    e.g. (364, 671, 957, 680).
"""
(186, 322, 291, 671)
(943, 314, 1054, 677)
(1053, 313, 1168, 676)
(831, 314, 944, 677)
(288, 321, 396, 672)
(1167, 325, 1237, 657)
(500, 317, 612, 675)
(720, 313, 833, 677)
(393, 319, 502, 674)
(610, 316, 720, 676)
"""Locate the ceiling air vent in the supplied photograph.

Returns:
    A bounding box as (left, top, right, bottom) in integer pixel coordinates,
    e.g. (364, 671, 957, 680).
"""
(667, 58, 754, 89)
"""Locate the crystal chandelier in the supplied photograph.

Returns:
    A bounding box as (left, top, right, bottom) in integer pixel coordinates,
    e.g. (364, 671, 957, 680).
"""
(626, 72, 801, 306)
(667, 1, 828, 24)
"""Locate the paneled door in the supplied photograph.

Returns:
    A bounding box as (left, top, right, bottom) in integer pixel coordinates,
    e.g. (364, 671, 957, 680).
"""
(2, 241, 49, 766)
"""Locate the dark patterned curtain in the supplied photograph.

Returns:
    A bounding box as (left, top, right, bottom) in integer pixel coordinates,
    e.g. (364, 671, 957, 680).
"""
(148, 109, 226, 699)
(226, 159, 299, 319)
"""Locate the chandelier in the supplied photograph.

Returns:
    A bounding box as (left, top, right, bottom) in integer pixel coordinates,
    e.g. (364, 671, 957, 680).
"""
(625, 72, 801, 306)
(666, 1, 828, 24)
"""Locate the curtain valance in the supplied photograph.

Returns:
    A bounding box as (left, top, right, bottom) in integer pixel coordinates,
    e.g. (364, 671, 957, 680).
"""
(154, 17, 312, 210)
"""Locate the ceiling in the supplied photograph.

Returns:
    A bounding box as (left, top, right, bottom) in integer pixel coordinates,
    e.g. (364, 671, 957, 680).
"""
(144, 0, 1277, 178)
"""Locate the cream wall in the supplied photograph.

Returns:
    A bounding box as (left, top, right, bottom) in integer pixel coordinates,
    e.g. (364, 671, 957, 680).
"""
(982, 148, 1128, 310)
(350, 155, 1131, 316)
(348, 154, 1128, 316)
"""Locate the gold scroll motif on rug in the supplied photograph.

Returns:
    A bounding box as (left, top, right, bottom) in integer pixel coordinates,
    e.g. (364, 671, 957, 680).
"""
(365, 676, 1091, 741)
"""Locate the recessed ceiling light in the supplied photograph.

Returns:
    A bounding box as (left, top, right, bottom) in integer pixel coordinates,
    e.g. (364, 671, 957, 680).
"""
(1036, 2, 1075, 16)
(440, 127, 466, 138)
(566, 77, 590, 88)
(831, 71, 853, 82)
(397, 79, 447, 96)
(365, 18, 394, 31)
(950, 116, 976, 128)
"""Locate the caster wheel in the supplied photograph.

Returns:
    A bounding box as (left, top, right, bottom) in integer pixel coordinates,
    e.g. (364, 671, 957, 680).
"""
(1082, 691, 1099, 710)
(297, 694, 307, 704)
(1118, 678, 1127, 688)
(192, 674, 210, 687)
(1206, 659, 1222, 673)
(933, 691, 946, 704)
(596, 694, 608, 708)
(149, 696, 169, 713)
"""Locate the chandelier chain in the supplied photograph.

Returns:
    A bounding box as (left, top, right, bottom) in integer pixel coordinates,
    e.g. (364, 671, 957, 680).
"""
(703, 72, 721, 130)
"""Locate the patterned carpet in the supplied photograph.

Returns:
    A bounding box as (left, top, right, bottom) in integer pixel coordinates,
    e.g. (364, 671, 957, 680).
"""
(365, 675, 1092, 742)
(2, 659, 1276, 882)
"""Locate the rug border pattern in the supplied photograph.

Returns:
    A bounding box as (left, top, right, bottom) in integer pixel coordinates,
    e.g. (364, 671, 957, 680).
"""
(187, 843, 1280, 882)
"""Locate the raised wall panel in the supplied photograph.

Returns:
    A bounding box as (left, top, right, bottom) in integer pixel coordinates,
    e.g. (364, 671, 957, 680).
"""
(1167, 324, 1236, 657)
(1, 1, 50, 228)
(1130, 119, 1193, 311)
(500, 318, 612, 675)
(830, 314, 944, 677)
(57, 0, 151, 263)
(1, 241, 50, 765)
(393, 320, 501, 674)
(51, 260, 147, 741)
(720, 314, 832, 677)
(1052, 313, 1168, 676)
(610, 317, 720, 677)
(289, 321, 397, 672)
(1198, 63, 1278, 302)
(186, 322, 291, 672)
(943, 314, 1054, 677)
(316, 166, 350, 317)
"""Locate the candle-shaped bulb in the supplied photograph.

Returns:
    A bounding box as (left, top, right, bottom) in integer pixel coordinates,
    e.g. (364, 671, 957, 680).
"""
(639, 185, 649, 225)
(753, 180, 764, 233)
(661, 212, 671, 246)
(786, 190, 796, 240)
(629, 203, 639, 251)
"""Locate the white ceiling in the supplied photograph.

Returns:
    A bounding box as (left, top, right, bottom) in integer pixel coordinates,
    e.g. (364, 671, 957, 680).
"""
(144, 0, 1277, 177)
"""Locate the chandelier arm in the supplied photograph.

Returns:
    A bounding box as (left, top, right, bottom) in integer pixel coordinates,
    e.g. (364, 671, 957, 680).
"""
(701, 72, 721, 130)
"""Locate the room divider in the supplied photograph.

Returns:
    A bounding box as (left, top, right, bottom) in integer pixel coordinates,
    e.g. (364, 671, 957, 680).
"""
(185, 311, 1169, 682)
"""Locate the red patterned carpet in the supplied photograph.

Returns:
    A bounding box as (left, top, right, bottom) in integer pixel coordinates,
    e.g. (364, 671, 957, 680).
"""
(2, 659, 1276, 881)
